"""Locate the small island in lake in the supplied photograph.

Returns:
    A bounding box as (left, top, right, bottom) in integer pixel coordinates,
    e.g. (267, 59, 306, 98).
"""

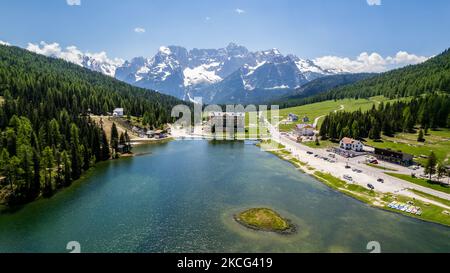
(234, 208, 296, 235)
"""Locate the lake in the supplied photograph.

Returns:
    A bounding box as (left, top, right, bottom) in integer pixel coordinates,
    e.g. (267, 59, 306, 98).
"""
(0, 140, 448, 253)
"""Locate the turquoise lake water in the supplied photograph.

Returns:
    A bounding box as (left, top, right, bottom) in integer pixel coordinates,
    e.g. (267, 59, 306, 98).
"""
(0, 140, 448, 253)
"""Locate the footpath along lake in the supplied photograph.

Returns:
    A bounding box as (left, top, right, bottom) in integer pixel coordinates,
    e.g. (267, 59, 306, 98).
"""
(0, 140, 449, 252)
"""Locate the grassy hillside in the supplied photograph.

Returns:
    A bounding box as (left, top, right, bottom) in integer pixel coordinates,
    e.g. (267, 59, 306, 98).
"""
(268, 96, 402, 132)
(282, 48, 450, 107)
(0, 44, 186, 122)
(275, 73, 376, 108)
(365, 129, 450, 166)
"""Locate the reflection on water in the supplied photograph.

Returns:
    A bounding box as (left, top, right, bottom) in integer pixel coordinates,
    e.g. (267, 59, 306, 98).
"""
(0, 140, 448, 253)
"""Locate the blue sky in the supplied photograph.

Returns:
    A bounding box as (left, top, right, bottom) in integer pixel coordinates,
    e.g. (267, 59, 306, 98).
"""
(0, 0, 449, 63)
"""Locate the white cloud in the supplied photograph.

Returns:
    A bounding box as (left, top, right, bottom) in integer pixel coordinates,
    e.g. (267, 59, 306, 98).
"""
(367, 0, 381, 6)
(26, 41, 124, 76)
(0, 40, 10, 46)
(67, 0, 81, 6)
(235, 8, 245, 14)
(386, 51, 429, 65)
(314, 51, 429, 73)
(205, 17, 211, 21)
(134, 27, 146, 33)
(23, 40, 430, 77)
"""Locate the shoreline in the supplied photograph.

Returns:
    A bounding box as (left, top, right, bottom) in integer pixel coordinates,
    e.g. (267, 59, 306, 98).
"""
(2, 133, 448, 227)
(261, 140, 450, 227)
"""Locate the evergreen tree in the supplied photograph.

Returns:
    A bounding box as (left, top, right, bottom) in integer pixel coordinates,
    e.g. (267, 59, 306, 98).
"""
(424, 152, 437, 180)
(417, 129, 425, 142)
(0, 45, 186, 206)
(70, 124, 82, 180)
(61, 151, 72, 186)
(110, 123, 119, 151)
(436, 164, 446, 183)
(31, 149, 40, 197)
(100, 129, 110, 161)
(41, 146, 54, 197)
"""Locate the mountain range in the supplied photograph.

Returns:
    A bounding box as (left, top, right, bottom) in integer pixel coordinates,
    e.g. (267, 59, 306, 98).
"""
(80, 43, 343, 104)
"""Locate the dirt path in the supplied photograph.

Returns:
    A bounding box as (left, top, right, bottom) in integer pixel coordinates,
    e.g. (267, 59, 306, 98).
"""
(313, 104, 345, 128)
(334, 104, 345, 113)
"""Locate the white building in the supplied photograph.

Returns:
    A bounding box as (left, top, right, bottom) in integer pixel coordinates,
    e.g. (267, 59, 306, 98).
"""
(295, 124, 315, 136)
(113, 108, 124, 117)
(340, 137, 363, 152)
(207, 112, 245, 132)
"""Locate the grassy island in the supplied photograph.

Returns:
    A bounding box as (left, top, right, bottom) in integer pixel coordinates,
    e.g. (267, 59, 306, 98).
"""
(234, 208, 296, 234)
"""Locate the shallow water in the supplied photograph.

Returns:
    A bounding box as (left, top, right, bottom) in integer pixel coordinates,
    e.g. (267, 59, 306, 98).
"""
(0, 140, 448, 253)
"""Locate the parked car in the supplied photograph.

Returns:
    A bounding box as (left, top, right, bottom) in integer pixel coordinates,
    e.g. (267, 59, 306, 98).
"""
(343, 175, 353, 181)
(369, 160, 379, 164)
(367, 184, 375, 190)
(377, 178, 384, 183)
(307, 151, 313, 155)
(328, 154, 336, 158)
(345, 165, 351, 169)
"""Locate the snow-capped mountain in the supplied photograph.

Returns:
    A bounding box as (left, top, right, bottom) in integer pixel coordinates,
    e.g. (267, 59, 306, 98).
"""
(116, 46, 188, 98)
(25, 42, 124, 77)
(112, 43, 337, 103)
(80, 54, 123, 77)
(27, 42, 334, 103)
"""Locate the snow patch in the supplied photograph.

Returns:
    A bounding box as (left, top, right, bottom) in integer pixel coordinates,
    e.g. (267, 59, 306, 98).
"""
(242, 78, 255, 91)
(295, 59, 324, 74)
(137, 66, 150, 74)
(265, 85, 290, 90)
(159, 46, 171, 55)
(245, 61, 266, 76)
(183, 64, 222, 87)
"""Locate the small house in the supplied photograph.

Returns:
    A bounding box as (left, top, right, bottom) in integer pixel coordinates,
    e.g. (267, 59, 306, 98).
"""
(116, 144, 131, 154)
(295, 124, 315, 136)
(113, 108, 124, 117)
(340, 137, 363, 152)
(287, 113, 299, 122)
(154, 130, 165, 139)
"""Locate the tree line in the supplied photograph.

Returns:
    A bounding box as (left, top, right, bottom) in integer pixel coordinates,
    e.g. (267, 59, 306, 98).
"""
(277, 48, 450, 109)
(0, 45, 186, 206)
(319, 94, 450, 141)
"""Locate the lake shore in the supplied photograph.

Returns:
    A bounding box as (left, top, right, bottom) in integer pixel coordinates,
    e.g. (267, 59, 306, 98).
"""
(260, 140, 450, 227)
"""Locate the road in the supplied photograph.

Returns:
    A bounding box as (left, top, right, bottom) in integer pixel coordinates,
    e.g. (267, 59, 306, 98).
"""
(264, 118, 450, 206)
(312, 105, 344, 128)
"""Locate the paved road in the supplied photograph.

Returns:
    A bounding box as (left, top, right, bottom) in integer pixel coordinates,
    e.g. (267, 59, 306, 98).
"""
(264, 118, 450, 203)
